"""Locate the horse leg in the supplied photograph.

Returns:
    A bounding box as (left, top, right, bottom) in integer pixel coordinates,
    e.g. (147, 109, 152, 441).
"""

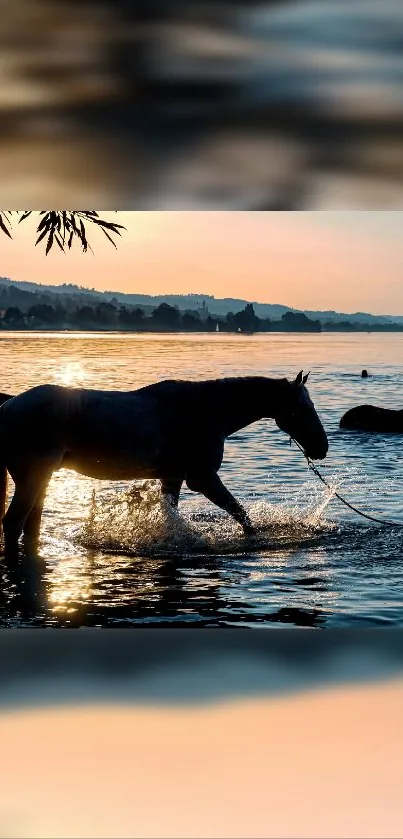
(2, 476, 45, 557)
(186, 471, 254, 534)
(23, 479, 50, 554)
(0, 464, 7, 546)
(160, 478, 183, 509)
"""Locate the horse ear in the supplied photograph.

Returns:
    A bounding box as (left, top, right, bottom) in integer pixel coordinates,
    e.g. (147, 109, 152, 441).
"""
(302, 372, 310, 384)
(294, 370, 303, 387)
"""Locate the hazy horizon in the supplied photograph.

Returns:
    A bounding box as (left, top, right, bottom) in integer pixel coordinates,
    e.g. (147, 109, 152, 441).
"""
(1, 211, 402, 316)
(3, 275, 403, 320)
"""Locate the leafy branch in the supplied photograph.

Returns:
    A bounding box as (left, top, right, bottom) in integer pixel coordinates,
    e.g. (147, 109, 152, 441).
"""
(0, 211, 126, 254)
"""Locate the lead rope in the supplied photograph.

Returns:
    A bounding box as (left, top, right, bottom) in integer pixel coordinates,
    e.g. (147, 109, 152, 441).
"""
(290, 437, 403, 528)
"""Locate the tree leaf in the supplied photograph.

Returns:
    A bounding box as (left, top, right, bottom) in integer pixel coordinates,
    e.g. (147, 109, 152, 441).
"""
(0, 214, 12, 239)
(18, 211, 32, 224)
(45, 232, 54, 255)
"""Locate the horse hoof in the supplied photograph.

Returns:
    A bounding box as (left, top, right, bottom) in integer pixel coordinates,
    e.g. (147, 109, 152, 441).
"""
(3, 543, 20, 561)
(242, 524, 256, 537)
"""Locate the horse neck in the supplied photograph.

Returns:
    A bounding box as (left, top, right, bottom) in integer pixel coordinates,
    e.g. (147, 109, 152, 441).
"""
(208, 377, 286, 437)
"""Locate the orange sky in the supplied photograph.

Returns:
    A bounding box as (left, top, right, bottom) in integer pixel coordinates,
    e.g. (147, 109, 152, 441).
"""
(1, 211, 402, 314)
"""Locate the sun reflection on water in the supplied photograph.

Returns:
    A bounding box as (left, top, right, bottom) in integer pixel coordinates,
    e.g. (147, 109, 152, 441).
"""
(53, 361, 87, 387)
(48, 556, 92, 615)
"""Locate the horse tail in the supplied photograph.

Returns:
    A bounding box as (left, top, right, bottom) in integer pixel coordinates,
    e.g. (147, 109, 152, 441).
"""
(0, 463, 7, 541)
(0, 394, 12, 540)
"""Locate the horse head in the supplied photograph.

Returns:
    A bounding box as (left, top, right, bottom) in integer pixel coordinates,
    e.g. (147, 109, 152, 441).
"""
(274, 371, 328, 460)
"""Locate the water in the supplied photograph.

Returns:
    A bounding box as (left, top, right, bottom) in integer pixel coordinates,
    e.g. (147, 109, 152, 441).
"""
(1, 331, 403, 628)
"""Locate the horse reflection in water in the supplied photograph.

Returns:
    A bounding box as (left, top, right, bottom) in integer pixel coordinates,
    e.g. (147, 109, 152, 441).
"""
(0, 548, 328, 628)
(0, 553, 49, 625)
(0, 371, 328, 556)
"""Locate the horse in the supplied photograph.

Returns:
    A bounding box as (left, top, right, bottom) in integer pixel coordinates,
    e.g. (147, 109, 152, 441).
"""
(0, 371, 328, 554)
(340, 404, 403, 433)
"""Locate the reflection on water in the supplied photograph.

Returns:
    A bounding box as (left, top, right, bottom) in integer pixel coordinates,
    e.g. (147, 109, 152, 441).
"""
(54, 361, 88, 388)
(1, 331, 403, 627)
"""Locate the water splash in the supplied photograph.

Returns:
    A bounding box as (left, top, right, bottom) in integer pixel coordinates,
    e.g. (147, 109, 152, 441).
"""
(77, 479, 335, 558)
(304, 463, 403, 527)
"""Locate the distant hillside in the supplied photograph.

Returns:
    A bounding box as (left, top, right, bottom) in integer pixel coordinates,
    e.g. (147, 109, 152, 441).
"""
(101, 291, 292, 320)
(303, 309, 403, 326)
(0, 276, 402, 327)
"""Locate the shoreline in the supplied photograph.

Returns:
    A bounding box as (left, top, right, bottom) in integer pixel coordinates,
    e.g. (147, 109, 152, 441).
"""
(2, 327, 403, 335)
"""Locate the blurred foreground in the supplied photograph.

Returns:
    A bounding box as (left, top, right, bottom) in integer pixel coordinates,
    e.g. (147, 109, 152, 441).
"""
(0, 631, 403, 838)
(1, 0, 403, 207)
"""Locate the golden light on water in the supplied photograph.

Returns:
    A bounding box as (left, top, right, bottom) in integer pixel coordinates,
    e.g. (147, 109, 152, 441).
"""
(53, 361, 87, 387)
(41, 470, 100, 614)
(48, 557, 92, 615)
(45, 470, 94, 529)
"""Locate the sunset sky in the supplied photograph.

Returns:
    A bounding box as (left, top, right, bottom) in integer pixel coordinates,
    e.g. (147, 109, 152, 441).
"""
(1, 211, 402, 315)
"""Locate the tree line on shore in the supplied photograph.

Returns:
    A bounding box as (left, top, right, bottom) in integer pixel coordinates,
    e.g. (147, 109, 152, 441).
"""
(1, 296, 403, 334)
(0, 300, 322, 332)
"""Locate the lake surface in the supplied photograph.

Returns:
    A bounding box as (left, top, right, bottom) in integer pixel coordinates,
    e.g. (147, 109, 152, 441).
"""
(1, 331, 403, 628)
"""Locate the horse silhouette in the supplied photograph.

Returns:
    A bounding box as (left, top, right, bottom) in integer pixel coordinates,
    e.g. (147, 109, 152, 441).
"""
(340, 404, 403, 433)
(0, 371, 328, 554)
